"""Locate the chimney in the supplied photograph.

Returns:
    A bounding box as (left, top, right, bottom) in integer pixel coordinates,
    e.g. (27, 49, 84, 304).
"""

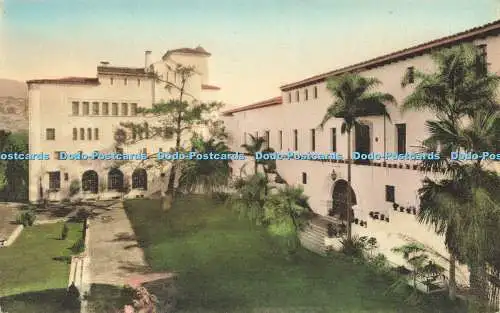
(145, 50, 152, 70)
(100, 61, 109, 66)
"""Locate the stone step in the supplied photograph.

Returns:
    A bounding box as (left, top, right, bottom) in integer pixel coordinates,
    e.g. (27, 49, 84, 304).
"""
(300, 239, 327, 256)
(298, 231, 324, 244)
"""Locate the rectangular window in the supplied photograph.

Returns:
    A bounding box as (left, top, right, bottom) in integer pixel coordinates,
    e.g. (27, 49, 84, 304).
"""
(46, 128, 55, 140)
(407, 66, 415, 84)
(395, 123, 406, 154)
(124, 78, 128, 85)
(64, 173, 69, 181)
(331, 128, 337, 152)
(121, 103, 128, 116)
(476, 44, 487, 76)
(296, 90, 299, 102)
(110, 77, 114, 85)
(288, 92, 291, 103)
(87, 128, 92, 140)
(94, 128, 99, 140)
(265, 131, 270, 149)
(293, 129, 298, 151)
(102, 102, 109, 115)
(49, 171, 61, 190)
(131, 103, 138, 116)
(112, 103, 118, 115)
(385, 185, 395, 202)
(72, 101, 79, 115)
(92, 102, 99, 115)
(83, 102, 90, 115)
(313, 86, 318, 99)
(310, 129, 316, 151)
(72, 128, 77, 140)
(279, 130, 283, 150)
(302, 172, 307, 184)
(80, 128, 85, 140)
(304, 89, 309, 101)
(137, 79, 141, 86)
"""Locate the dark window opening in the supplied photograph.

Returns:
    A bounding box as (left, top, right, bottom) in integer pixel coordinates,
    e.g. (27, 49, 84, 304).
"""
(302, 172, 307, 184)
(46, 128, 55, 140)
(313, 86, 318, 99)
(476, 44, 487, 77)
(49, 171, 61, 190)
(279, 130, 283, 150)
(311, 129, 316, 151)
(396, 123, 406, 154)
(305, 89, 309, 101)
(293, 129, 298, 151)
(331, 128, 337, 152)
(265, 131, 270, 149)
(385, 185, 395, 202)
(407, 66, 415, 84)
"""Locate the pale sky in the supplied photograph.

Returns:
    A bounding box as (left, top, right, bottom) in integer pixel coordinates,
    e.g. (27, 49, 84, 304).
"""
(0, 0, 499, 108)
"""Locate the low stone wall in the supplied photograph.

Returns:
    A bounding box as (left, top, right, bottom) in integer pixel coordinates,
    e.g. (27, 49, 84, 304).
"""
(3, 224, 23, 247)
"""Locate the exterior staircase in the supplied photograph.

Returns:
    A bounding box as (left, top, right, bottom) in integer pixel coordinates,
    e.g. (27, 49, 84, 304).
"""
(299, 217, 328, 256)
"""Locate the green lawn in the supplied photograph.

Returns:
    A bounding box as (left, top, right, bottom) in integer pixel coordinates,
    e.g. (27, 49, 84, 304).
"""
(0, 222, 83, 313)
(124, 196, 464, 313)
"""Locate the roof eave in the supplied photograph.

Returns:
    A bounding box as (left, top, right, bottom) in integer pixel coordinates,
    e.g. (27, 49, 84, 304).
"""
(280, 20, 500, 91)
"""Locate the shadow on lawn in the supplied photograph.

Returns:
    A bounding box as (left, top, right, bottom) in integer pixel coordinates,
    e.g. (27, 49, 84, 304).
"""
(0, 288, 79, 313)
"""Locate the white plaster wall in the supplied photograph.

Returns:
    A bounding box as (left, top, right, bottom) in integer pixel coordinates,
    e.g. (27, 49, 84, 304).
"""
(223, 36, 500, 286)
(28, 51, 218, 202)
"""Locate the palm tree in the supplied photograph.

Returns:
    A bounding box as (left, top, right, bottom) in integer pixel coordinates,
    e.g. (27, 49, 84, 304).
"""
(177, 136, 232, 195)
(402, 43, 500, 302)
(401, 43, 499, 123)
(319, 73, 395, 241)
(241, 134, 265, 174)
(229, 173, 269, 224)
(0, 130, 10, 152)
(263, 185, 311, 253)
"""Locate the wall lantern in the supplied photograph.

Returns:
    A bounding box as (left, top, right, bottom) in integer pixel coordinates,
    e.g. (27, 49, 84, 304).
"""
(330, 169, 337, 181)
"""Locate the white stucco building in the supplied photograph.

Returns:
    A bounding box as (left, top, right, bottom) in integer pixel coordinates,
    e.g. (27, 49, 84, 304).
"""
(27, 46, 221, 202)
(222, 20, 500, 284)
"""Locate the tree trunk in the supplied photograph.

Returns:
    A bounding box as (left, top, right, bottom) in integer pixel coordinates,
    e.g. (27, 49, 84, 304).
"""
(449, 253, 457, 301)
(346, 130, 352, 241)
(167, 110, 182, 197)
(469, 261, 489, 309)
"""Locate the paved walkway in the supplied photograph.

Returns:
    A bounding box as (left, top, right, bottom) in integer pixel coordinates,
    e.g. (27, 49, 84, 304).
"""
(86, 201, 149, 286)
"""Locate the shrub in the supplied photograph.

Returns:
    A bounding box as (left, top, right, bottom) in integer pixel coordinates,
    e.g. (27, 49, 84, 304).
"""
(340, 235, 368, 258)
(15, 211, 36, 226)
(212, 191, 229, 202)
(61, 223, 69, 240)
(71, 238, 85, 254)
(63, 282, 81, 310)
(69, 179, 80, 197)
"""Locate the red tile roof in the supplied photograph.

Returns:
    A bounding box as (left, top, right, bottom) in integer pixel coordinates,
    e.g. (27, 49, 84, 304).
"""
(26, 77, 100, 85)
(162, 46, 211, 60)
(97, 66, 151, 76)
(201, 84, 221, 90)
(281, 18, 500, 91)
(222, 96, 282, 116)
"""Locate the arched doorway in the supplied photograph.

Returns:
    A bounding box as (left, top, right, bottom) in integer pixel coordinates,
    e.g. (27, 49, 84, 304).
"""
(108, 168, 124, 191)
(132, 168, 147, 190)
(82, 170, 99, 194)
(330, 179, 357, 221)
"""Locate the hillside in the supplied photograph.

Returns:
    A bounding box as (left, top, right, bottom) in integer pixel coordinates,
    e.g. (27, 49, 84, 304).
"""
(0, 79, 28, 132)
